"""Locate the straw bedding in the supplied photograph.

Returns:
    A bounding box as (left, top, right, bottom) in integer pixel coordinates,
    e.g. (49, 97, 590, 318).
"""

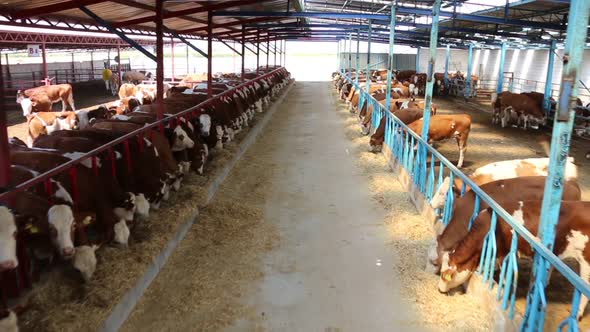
(334, 92, 492, 331)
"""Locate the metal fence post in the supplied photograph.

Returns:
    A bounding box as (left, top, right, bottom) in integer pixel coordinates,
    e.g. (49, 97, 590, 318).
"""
(348, 33, 352, 76)
(416, 46, 420, 72)
(417, 0, 441, 191)
(355, 30, 360, 85)
(543, 40, 556, 114)
(444, 44, 450, 85)
(337, 39, 341, 73)
(520, 1, 590, 331)
(465, 43, 473, 98)
(496, 42, 507, 94)
(385, 2, 396, 112)
(366, 20, 372, 93)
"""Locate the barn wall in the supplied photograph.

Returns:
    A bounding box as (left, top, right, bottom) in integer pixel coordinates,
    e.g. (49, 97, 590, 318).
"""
(418, 47, 590, 101)
(339, 53, 416, 71)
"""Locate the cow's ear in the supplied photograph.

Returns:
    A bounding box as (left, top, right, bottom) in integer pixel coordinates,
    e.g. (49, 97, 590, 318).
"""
(58, 115, 68, 120)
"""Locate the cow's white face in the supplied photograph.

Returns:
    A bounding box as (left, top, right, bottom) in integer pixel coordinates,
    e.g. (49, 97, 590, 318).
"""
(48, 204, 75, 258)
(134, 193, 150, 219)
(113, 219, 130, 246)
(171, 126, 195, 151)
(199, 114, 211, 136)
(56, 115, 78, 131)
(73, 245, 98, 282)
(0, 310, 17, 332)
(20, 98, 33, 116)
(0, 207, 17, 271)
(438, 252, 473, 293)
(430, 176, 451, 209)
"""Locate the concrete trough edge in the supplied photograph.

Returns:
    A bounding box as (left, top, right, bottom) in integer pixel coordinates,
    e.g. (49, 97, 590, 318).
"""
(99, 80, 295, 332)
(380, 144, 522, 332)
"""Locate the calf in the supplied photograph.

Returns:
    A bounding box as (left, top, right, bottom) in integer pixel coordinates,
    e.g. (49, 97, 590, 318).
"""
(438, 200, 590, 320)
(17, 84, 75, 115)
(27, 111, 79, 146)
(431, 157, 578, 209)
(429, 176, 581, 273)
(492, 91, 546, 129)
(408, 114, 472, 168)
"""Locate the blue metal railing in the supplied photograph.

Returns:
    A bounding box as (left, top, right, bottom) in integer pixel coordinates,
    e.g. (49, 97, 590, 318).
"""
(342, 74, 590, 331)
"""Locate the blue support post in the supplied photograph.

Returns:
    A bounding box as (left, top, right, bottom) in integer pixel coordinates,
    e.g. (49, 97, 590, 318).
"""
(444, 44, 450, 85)
(465, 43, 474, 98)
(543, 39, 556, 114)
(355, 29, 360, 85)
(416, 47, 421, 72)
(366, 20, 372, 93)
(417, 0, 441, 191)
(496, 42, 507, 94)
(337, 39, 342, 73)
(385, 2, 396, 112)
(520, 1, 590, 331)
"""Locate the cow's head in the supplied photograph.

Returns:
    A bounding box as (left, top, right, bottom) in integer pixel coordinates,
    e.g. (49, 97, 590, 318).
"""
(0, 207, 17, 271)
(73, 244, 99, 282)
(134, 193, 150, 219)
(527, 115, 546, 130)
(47, 204, 76, 259)
(369, 136, 383, 153)
(171, 125, 195, 152)
(113, 219, 130, 246)
(430, 176, 452, 209)
(197, 114, 211, 137)
(438, 252, 475, 293)
(20, 98, 33, 117)
(57, 113, 79, 131)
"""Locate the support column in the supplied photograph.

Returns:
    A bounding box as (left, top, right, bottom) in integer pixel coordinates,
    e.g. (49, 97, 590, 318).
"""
(543, 40, 557, 113)
(207, 11, 213, 98)
(496, 42, 507, 94)
(41, 36, 48, 84)
(90, 51, 94, 80)
(273, 39, 277, 67)
(71, 52, 75, 83)
(186, 43, 190, 73)
(171, 36, 175, 81)
(444, 44, 450, 85)
(355, 29, 360, 85)
(241, 26, 246, 81)
(416, 46, 420, 72)
(417, 0, 441, 191)
(465, 43, 474, 98)
(366, 20, 372, 92)
(337, 39, 341, 73)
(117, 43, 122, 85)
(156, 0, 164, 123)
(348, 33, 352, 76)
(283, 39, 287, 68)
(521, 1, 590, 331)
(385, 2, 396, 112)
(266, 34, 270, 71)
(256, 30, 260, 74)
(0, 50, 9, 190)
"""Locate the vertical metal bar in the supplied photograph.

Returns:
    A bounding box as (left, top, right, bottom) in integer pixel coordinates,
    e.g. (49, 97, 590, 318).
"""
(207, 11, 213, 98)
(283, 39, 287, 68)
(521, 1, 590, 330)
(241, 26, 246, 81)
(256, 30, 260, 74)
(117, 43, 122, 84)
(170, 36, 175, 81)
(41, 36, 48, 83)
(355, 29, 360, 85)
(274, 39, 277, 67)
(90, 51, 94, 79)
(385, 2, 396, 112)
(156, 0, 164, 129)
(348, 32, 352, 75)
(366, 20, 372, 93)
(71, 52, 75, 83)
(415, 46, 420, 72)
(337, 39, 341, 73)
(544, 40, 556, 113)
(0, 50, 8, 190)
(465, 43, 473, 98)
(186, 43, 189, 73)
(496, 42, 507, 94)
(266, 33, 270, 71)
(444, 44, 450, 85)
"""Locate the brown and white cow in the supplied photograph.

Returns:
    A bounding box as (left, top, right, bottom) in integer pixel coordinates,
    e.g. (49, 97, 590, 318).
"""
(17, 84, 75, 115)
(0, 207, 18, 271)
(428, 176, 582, 273)
(492, 91, 546, 129)
(26, 111, 79, 146)
(431, 157, 579, 209)
(408, 114, 472, 168)
(438, 200, 590, 320)
(369, 109, 424, 152)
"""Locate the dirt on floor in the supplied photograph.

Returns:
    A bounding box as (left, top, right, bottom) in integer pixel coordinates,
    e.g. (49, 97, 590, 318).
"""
(333, 90, 492, 331)
(14, 89, 284, 332)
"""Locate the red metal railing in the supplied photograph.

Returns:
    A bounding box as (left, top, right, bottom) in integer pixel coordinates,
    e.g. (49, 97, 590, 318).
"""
(0, 67, 285, 204)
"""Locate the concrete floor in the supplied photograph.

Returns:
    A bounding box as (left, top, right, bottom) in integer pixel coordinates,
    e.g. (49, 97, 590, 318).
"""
(226, 82, 422, 331)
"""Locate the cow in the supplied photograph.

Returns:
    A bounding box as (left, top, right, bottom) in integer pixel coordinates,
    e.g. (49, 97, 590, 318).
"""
(26, 111, 79, 146)
(16, 84, 76, 115)
(394, 70, 416, 82)
(369, 109, 424, 152)
(408, 114, 472, 168)
(427, 176, 582, 273)
(431, 157, 579, 209)
(118, 83, 143, 101)
(122, 70, 152, 84)
(0, 207, 17, 271)
(180, 73, 208, 88)
(492, 91, 546, 129)
(438, 200, 590, 320)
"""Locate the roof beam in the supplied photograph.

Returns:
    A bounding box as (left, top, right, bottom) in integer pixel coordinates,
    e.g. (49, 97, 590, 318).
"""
(179, 17, 282, 34)
(10, 0, 105, 19)
(113, 0, 270, 28)
(214, 9, 564, 30)
(217, 39, 241, 56)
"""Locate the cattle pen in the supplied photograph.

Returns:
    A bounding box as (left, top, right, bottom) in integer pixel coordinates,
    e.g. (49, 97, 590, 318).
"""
(0, 1, 589, 331)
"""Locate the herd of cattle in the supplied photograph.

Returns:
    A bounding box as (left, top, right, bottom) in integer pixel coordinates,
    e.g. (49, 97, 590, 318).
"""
(332, 70, 590, 321)
(0, 67, 291, 328)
